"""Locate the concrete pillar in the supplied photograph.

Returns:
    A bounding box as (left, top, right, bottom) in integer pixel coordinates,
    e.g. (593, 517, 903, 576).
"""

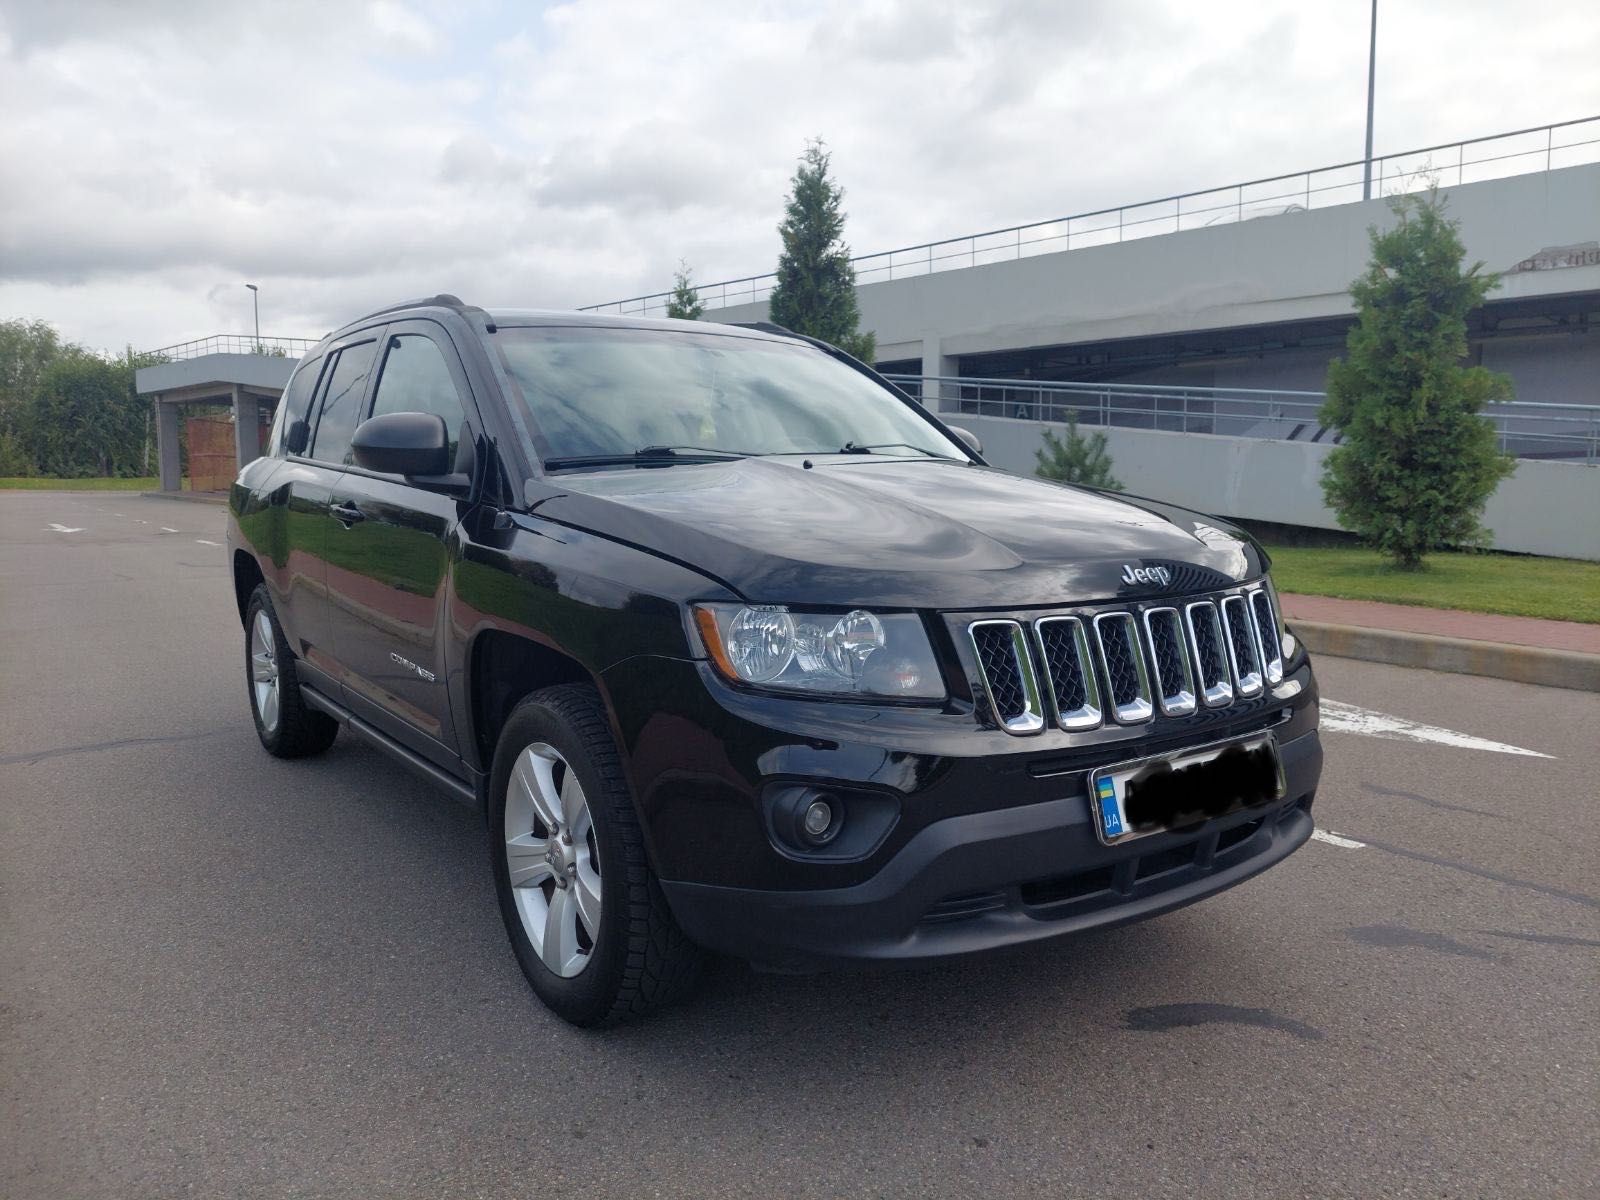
(920, 335, 959, 411)
(156, 399, 181, 492)
(232, 385, 262, 469)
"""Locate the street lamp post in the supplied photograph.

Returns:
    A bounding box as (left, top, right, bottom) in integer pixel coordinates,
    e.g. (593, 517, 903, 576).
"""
(1362, 0, 1377, 201)
(245, 283, 260, 350)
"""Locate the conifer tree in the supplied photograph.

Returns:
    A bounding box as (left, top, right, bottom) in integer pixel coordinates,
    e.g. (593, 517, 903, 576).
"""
(1035, 411, 1123, 489)
(768, 140, 875, 362)
(665, 261, 704, 320)
(1321, 185, 1514, 569)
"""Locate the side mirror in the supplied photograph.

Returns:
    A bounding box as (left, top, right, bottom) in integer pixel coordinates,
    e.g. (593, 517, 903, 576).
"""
(949, 425, 983, 456)
(351, 412, 451, 478)
(284, 419, 310, 456)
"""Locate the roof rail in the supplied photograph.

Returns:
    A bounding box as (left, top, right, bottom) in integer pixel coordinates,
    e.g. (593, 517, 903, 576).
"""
(356, 293, 499, 332)
(363, 293, 469, 318)
(728, 320, 800, 339)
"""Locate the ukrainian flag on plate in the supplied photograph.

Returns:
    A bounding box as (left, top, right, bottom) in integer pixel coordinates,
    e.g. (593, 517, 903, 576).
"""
(1095, 774, 1124, 838)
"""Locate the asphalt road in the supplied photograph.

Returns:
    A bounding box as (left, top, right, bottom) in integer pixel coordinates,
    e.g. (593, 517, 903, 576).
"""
(3, 490, 1596, 1200)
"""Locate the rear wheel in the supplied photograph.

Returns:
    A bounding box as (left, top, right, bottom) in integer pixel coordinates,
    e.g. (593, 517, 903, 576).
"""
(244, 585, 338, 758)
(489, 684, 702, 1026)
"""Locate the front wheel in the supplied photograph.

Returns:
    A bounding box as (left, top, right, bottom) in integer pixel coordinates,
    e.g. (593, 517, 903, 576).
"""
(489, 684, 701, 1026)
(244, 585, 338, 758)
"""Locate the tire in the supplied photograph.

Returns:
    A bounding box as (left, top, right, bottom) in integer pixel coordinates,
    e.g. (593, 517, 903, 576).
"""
(244, 584, 339, 759)
(489, 684, 702, 1026)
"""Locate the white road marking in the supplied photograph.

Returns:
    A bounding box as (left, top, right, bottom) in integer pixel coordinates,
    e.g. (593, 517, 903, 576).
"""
(1312, 828, 1366, 849)
(159, 526, 180, 533)
(195, 539, 223, 547)
(46, 523, 84, 533)
(1321, 700, 1553, 759)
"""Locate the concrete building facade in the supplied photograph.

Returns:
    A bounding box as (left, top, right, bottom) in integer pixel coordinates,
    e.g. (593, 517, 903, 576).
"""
(703, 162, 1599, 410)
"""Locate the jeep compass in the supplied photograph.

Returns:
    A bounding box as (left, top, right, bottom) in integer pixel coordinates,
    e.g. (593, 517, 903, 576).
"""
(227, 295, 1323, 1026)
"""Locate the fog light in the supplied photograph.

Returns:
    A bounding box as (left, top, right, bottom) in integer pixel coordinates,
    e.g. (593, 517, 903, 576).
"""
(802, 797, 835, 840)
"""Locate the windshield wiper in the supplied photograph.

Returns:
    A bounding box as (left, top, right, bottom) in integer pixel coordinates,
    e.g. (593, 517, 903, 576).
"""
(543, 445, 751, 471)
(837, 441, 949, 458)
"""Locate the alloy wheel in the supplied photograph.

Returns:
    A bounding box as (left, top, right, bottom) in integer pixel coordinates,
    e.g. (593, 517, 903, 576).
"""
(504, 742, 602, 978)
(250, 610, 281, 733)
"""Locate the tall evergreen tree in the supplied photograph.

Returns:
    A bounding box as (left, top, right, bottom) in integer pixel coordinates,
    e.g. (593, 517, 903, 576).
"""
(1321, 185, 1515, 569)
(768, 140, 875, 363)
(1034, 411, 1123, 490)
(665, 261, 704, 320)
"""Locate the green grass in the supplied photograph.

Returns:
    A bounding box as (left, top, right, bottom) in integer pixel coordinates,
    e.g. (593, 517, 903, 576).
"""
(1266, 544, 1600, 624)
(0, 476, 162, 491)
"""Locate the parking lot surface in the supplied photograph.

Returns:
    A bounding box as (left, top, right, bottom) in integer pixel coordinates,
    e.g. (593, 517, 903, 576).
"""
(3, 491, 1596, 1199)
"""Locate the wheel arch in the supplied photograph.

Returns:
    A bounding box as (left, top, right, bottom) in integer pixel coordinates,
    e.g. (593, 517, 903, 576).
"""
(233, 550, 266, 625)
(466, 628, 604, 779)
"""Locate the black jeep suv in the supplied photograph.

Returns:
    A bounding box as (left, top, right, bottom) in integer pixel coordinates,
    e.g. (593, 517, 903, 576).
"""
(228, 295, 1322, 1026)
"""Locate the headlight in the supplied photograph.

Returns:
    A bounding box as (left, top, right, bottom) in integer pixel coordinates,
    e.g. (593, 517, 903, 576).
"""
(693, 603, 945, 699)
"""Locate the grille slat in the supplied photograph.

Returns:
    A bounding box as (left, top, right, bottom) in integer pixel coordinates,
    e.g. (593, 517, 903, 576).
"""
(1034, 617, 1102, 730)
(1093, 612, 1153, 724)
(1221, 594, 1264, 697)
(1143, 607, 1197, 716)
(1249, 588, 1285, 684)
(969, 620, 1044, 734)
(1185, 601, 1234, 707)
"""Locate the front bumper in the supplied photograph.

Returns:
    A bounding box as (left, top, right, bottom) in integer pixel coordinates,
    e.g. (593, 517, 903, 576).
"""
(661, 727, 1321, 971)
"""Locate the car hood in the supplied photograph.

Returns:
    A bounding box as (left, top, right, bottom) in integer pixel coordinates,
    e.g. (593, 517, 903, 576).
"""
(532, 457, 1264, 610)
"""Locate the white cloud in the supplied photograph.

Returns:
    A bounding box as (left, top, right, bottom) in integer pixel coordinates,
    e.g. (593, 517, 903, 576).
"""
(0, 0, 1596, 352)
(368, 0, 441, 55)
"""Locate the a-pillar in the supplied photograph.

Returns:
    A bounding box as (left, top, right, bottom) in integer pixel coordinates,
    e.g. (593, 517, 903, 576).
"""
(232, 384, 262, 469)
(920, 335, 958, 411)
(156, 397, 182, 492)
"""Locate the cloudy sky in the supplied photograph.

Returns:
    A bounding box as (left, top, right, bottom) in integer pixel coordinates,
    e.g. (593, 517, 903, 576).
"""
(2, 0, 1597, 352)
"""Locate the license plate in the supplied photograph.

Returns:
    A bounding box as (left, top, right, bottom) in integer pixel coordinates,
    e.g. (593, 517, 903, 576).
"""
(1089, 734, 1285, 846)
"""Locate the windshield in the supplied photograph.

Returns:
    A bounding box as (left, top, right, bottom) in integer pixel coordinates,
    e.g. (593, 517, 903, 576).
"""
(493, 326, 967, 466)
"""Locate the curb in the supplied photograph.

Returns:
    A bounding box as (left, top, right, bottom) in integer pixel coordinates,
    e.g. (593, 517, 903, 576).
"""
(141, 491, 229, 505)
(1293, 621, 1600, 693)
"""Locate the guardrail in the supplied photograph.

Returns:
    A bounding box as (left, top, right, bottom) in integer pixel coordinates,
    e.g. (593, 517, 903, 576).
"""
(886, 374, 1600, 464)
(581, 115, 1600, 317)
(145, 335, 319, 361)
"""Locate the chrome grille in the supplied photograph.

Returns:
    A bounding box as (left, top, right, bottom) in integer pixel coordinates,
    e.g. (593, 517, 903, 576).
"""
(969, 620, 1044, 734)
(1093, 612, 1153, 724)
(1249, 587, 1284, 684)
(1142, 607, 1196, 716)
(964, 580, 1286, 736)
(1034, 617, 1102, 730)
(1221, 594, 1264, 697)
(1184, 601, 1234, 707)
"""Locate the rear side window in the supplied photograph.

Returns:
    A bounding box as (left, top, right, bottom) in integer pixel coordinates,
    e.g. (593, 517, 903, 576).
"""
(308, 340, 378, 465)
(274, 355, 325, 456)
(369, 334, 468, 465)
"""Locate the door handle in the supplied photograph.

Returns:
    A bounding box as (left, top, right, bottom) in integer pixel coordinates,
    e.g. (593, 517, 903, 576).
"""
(330, 501, 365, 527)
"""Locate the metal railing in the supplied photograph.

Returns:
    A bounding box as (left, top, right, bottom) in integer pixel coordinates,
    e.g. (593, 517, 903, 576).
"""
(145, 334, 319, 361)
(581, 116, 1600, 316)
(886, 374, 1600, 464)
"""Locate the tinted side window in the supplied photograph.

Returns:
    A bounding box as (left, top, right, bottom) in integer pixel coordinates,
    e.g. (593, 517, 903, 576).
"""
(369, 335, 467, 464)
(274, 355, 325, 456)
(308, 340, 377, 465)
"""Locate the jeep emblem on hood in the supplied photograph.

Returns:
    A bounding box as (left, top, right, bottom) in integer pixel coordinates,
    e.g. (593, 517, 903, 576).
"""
(1121, 563, 1172, 588)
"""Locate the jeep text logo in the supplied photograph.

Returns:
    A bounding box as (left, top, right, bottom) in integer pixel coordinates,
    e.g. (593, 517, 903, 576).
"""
(1120, 564, 1172, 588)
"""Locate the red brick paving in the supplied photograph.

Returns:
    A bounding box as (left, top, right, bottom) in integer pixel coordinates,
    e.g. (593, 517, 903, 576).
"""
(1279, 593, 1600, 655)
